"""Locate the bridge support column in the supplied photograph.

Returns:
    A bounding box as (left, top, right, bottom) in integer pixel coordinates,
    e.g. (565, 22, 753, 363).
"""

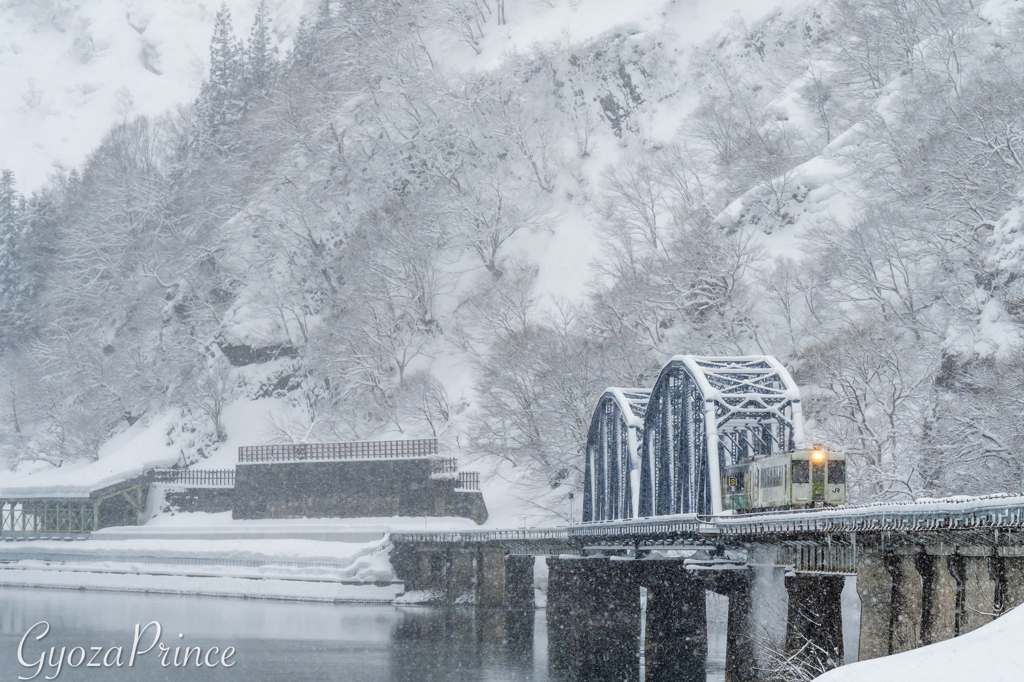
(1000, 554, 1024, 611)
(389, 543, 439, 593)
(710, 570, 755, 682)
(961, 550, 997, 635)
(546, 557, 642, 681)
(476, 549, 533, 609)
(891, 551, 923, 653)
(642, 562, 706, 682)
(506, 555, 535, 610)
(546, 557, 586, 680)
(856, 547, 894, 661)
(785, 574, 844, 669)
(444, 550, 476, 604)
(922, 548, 959, 644)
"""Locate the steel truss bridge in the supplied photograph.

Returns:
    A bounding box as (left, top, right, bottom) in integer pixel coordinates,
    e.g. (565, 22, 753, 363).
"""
(583, 356, 802, 521)
(400, 354, 1024, 572)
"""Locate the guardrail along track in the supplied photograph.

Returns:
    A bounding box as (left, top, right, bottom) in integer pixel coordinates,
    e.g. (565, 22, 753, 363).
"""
(392, 495, 1024, 546)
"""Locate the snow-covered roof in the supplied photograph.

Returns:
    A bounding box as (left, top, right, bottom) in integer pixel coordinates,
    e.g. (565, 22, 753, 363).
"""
(0, 412, 183, 499)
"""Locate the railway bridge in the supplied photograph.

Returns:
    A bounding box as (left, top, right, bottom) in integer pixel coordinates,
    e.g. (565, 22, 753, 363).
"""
(392, 356, 1024, 681)
(392, 495, 1024, 681)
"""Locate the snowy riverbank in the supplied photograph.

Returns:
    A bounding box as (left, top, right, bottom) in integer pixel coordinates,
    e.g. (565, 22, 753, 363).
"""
(817, 603, 1024, 682)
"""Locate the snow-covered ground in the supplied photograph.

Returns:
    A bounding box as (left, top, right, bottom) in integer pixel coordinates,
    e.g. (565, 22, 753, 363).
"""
(818, 604, 1024, 682)
(0, 524, 400, 600)
(0, 569, 401, 602)
(116, 510, 482, 534)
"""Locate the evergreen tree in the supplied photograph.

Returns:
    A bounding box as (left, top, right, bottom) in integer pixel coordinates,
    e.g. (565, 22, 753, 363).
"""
(0, 170, 18, 226)
(289, 0, 331, 69)
(245, 0, 278, 99)
(290, 16, 314, 67)
(0, 171, 28, 352)
(193, 3, 245, 150)
(315, 0, 331, 31)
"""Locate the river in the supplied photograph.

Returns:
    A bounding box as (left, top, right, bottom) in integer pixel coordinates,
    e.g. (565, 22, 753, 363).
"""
(0, 588, 727, 681)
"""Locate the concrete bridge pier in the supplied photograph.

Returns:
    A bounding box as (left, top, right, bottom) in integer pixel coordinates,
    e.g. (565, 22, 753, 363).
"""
(891, 550, 924, 653)
(545, 557, 588, 680)
(960, 550, 998, 635)
(857, 540, 1022, 661)
(1000, 553, 1024, 611)
(857, 546, 930, 657)
(391, 545, 533, 609)
(922, 547, 957, 645)
(445, 550, 477, 604)
(784, 574, 844, 668)
(704, 569, 756, 682)
(642, 563, 706, 682)
(546, 557, 642, 681)
(856, 546, 898, 659)
(476, 548, 533, 609)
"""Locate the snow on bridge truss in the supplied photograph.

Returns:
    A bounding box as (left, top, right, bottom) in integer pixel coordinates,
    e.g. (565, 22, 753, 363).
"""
(583, 356, 804, 521)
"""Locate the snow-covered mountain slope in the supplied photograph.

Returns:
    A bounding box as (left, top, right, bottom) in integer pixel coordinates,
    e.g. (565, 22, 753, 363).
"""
(0, 0, 311, 190)
(438, 0, 811, 304)
(5, 0, 1024, 527)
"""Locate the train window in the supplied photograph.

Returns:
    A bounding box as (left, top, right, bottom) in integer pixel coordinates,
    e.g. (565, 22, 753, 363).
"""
(792, 460, 809, 484)
(813, 461, 825, 484)
(760, 465, 784, 487)
(828, 460, 846, 484)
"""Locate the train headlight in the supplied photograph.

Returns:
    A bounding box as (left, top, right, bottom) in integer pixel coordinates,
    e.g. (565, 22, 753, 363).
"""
(811, 450, 825, 461)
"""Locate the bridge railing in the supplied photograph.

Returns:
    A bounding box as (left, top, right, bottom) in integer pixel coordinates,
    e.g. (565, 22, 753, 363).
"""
(713, 493, 1024, 535)
(152, 469, 236, 487)
(392, 495, 1024, 549)
(0, 548, 383, 571)
(394, 528, 572, 544)
(238, 438, 438, 463)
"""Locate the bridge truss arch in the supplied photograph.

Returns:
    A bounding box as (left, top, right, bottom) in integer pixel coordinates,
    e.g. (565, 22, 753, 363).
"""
(582, 388, 650, 523)
(638, 356, 804, 517)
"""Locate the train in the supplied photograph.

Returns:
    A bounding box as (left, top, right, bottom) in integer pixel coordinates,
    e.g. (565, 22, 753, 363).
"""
(722, 445, 846, 512)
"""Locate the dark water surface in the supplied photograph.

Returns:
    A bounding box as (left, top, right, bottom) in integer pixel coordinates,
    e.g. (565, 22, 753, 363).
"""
(0, 588, 725, 681)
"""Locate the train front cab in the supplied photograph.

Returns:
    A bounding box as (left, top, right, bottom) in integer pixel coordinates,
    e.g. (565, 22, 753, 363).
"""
(791, 447, 845, 507)
(723, 465, 749, 510)
(724, 447, 846, 511)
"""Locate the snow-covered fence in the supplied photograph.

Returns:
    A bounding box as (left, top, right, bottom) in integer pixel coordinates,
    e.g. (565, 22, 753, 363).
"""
(432, 458, 459, 476)
(456, 472, 480, 490)
(152, 469, 235, 487)
(238, 438, 438, 463)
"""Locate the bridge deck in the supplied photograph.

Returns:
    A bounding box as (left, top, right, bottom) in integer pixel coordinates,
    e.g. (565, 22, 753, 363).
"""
(392, 494, 1024, 546)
